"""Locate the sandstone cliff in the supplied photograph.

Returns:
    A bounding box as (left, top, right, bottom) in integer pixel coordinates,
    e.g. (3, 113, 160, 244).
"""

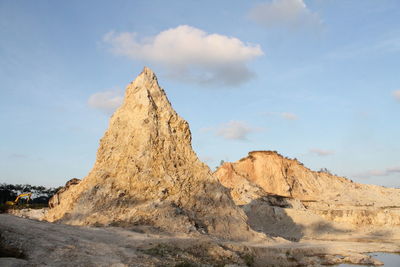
(45, 67, 260, 241)
(214, 151, 400, 240)
(216, 151, 400, 207)
(49, 178, 80, 208)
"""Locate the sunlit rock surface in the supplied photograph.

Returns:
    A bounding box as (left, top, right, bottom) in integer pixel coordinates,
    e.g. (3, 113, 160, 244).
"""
(45, 67, 261, 241)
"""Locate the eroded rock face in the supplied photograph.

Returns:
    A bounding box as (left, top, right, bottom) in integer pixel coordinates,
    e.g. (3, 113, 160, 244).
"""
(44, 67, 259, 241)
(215, 151, 400, 206)
(214, 150, 400, 236)
(48, 178, 81, 209)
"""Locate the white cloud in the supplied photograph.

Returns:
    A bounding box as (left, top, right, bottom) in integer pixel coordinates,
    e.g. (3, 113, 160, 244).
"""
(326, 37, 400, 61)
(264, 111, 299, 120)
(216, 121, 257, 140)
(103, 25, 264, 86)
(9, 153, 29, 159)
(200, 156, 215, 164)
(281, 112, 298, 120)
(248, 0, 322, 30)
(356, 166, 400, 179)
(88, 89, 123, 114)
(393, 90, 400, 102)
(309, 148, 334, 156)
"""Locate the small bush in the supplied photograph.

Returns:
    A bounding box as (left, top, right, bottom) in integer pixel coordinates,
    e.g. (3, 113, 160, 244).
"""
(174, 262, 195, 267)
(0, 203, 47, 213)
(242, 253, 255, 266)
(0, 204, 10, 213)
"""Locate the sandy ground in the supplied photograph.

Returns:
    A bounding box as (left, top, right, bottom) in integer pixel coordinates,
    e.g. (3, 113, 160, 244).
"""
(1, 214, 399, 266)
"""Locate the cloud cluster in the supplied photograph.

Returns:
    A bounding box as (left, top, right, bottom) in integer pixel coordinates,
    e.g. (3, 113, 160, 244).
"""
(103, 25, 263, 86)
(88, 89, 123, 114)
(216, 121, 257, 140)
(356, 166, 400, 179)
(309, 148, 334, 156)
(248, 0, 322, 30)
(393, 90, 400, 102)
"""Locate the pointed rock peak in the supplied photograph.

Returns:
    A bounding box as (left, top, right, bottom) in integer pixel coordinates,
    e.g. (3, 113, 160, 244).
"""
(138, 66, 157, 81)
(128, 66, 166, 99)
(44, 68, 261, 241)
(119, 67, 170, 113)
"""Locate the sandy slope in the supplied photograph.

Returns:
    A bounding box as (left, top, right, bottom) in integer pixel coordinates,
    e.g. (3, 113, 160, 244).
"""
(214, 151, 400, 242)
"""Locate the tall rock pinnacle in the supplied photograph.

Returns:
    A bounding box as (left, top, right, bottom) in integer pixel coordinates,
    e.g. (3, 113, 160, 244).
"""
(45, 67, 259, 241)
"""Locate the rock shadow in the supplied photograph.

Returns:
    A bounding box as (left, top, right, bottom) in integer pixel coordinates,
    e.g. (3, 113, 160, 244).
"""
(241, 197, 305, 241)
(0, 235, 26, 259)
(240, 195, 359, 242)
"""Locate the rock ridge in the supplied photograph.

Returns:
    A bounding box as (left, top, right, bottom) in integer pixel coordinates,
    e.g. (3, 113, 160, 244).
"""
(214, 150, 400, 239)
(216, 150, 399, 205)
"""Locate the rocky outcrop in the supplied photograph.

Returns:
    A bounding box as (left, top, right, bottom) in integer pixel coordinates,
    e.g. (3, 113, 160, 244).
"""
(214, 150, 400, 240)
(44, 67, 260, 241)
(7, 208, 48, 221)
(215, 151, 400, 206)
(48, 178, 80, 208)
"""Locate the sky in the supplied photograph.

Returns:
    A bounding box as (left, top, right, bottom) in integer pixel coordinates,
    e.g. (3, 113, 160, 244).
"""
(0, 0, 399, 188)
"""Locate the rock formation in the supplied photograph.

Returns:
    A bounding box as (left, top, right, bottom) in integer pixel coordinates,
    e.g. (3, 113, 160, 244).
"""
(216, 151, 400, 205)
(6, 69, 400, 266)
(215, 151, 400, 240)
(49, 178, 80, 208)
(45, 67, 260, 241)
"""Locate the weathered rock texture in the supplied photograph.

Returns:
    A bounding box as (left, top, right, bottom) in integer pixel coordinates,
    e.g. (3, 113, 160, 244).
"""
(49, 178, 80, 209)
(216, 151, 400, 205)
(45, 67, 259, 241)
(215, 151, 400, 240)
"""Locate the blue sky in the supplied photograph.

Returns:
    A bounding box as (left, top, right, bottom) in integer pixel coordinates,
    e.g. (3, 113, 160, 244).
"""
(1, 0, 399, 187)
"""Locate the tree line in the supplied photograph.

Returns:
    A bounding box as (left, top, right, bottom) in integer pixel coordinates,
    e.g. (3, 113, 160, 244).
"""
(0, 183, 61, 204)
